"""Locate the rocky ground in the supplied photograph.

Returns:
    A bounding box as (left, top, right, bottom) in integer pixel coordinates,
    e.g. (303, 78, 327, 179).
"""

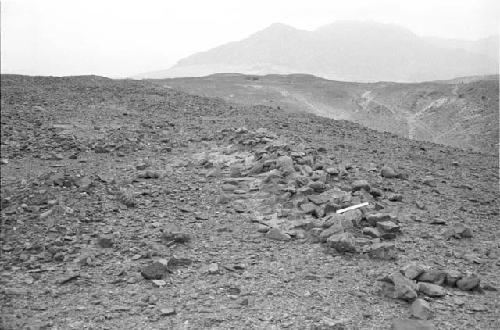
(1, 74, 499, 330)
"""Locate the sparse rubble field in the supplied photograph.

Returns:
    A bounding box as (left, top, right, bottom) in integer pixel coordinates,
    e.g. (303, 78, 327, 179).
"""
(1, 75, 499, 329)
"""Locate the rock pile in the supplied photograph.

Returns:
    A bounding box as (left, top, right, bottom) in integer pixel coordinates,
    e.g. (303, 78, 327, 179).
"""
(380, 263, 485, 322)
(211, 127, 406, 259)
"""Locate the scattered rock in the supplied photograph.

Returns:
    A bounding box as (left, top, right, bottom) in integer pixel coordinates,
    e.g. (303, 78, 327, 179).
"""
(97, 236, 114, 248)
(429, 219, 446, 225)
(401, 263, 426, 280)
(391, 319, 435, 330)
(469, 303, 488, 312)
(159, 307, 176, 316)
(152, 280, 167, 287)
(388, 193, 403, 202)
(377, 221, 400, 233)
(318, 316, 348, 329)
(417, 282, 445, 297)
(443, 224, 473, 239)
(141, 262, 168, 280)
(380, 272, 418, 301)
(362, 227, 381, 238)
(326, 232, 356, 253)
(417, 270, 447, 285)
(137, 170, 161, 179)
(276, 155, 295, 176)
(319, 222, 344, 241)
(208, 263, 220, 274)
(366, 242, 397, 260)
(410, 298, 433, 320)
(456, 274, 480, 291)
(445, 270, 462, 287)
(265, 227, 291, 241)
(161, 230, 191, 245)
(381, 166, 398, 178)
(351, 180, 371, 192)
(366, 213, 392, 226)
(422, 176, 436, 187)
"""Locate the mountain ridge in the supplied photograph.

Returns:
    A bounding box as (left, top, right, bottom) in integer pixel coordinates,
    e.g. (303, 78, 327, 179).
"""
(136, 21, 498, 82)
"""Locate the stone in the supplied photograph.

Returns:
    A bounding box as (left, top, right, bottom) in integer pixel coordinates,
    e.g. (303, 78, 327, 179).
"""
(319, 223, 344, 241)
(469, 304, 488, 312)
(391, 319, 435, 330)
(429, 219, 446, 225)
(415, 201, 426, 210)
(341, 209, 363, 228)
(381, 166, 398, 178)
(309, 194, 330, 205)
(208, 263, 219, 274)
(401, 263, 425, 280)
(257, 224, 269, 233)
(422, 176, 436, 187)
(377, 221, 400, 233)
(319, 316, 347, 329)
(366, 213, 392, 226)
(137, 170, 161, 179)
(455, 224, 473, 238)
(300, 202, 317, 214)
(141, 262, 168, 280)
(351, 180, 370, 192)
(159, 307, 176, 316)
(324, 202, 340, 215)
(417, 270, 447, 285)
(265, 228, 291, 241)
(152, 280, 167, 287)
(136, 162, 148, 170)
(229, 163, 243, 177)
(166, 257, 192, 270)
(362, 227, 381, 238)
(221, 183, 238, 191)
(370, 188, 383, 198)
(276, 155, 295, 176)
(417, 282, 445, 297)
(97, 236, 114, 248)
(381, 272, 418, 301)
(445, 270, 462, 287)
(326, 167, 339, 175)
(456, 274, 480, 291)
(388, 193, 403, 202)
(326, 232, 356, 253)
(309, 181, 327, 193)
(161, 230, 191, 244)
(366, 242, 397, 260)
(410, 298, 433, 320)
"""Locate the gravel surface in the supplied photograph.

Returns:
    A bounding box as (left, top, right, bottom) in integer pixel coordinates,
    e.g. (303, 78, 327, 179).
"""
(1, 75, 499, 329)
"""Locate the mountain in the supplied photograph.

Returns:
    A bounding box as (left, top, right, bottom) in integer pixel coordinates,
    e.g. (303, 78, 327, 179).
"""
(152, 73, 499, 154)
(136, 21, 499, 82)
(422, 34, 499, 61)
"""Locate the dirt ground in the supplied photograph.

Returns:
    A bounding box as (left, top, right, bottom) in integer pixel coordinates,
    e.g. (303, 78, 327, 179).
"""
(1, 75, 499, 329)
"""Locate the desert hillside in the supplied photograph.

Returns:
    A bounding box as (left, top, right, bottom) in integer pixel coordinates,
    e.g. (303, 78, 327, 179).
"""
(1, 75, 499, 329)
(155, 74, 499, 154)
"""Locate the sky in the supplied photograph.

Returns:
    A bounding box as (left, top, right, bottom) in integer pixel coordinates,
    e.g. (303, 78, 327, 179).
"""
(1, 0, 499, 77)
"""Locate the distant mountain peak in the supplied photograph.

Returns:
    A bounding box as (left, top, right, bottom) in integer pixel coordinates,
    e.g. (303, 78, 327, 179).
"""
(136, 20, 499, 81)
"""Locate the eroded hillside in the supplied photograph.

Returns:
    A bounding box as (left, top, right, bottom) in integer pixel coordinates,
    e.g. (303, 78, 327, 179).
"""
(155, 74, 499, 154)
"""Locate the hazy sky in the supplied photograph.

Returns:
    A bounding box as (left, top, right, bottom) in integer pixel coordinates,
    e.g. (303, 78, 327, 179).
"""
(1, 0, 499, 77)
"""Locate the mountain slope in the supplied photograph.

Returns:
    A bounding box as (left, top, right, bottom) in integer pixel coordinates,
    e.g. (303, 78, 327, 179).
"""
(153, 74, 499, 154)
(137, 21, 499, 82)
